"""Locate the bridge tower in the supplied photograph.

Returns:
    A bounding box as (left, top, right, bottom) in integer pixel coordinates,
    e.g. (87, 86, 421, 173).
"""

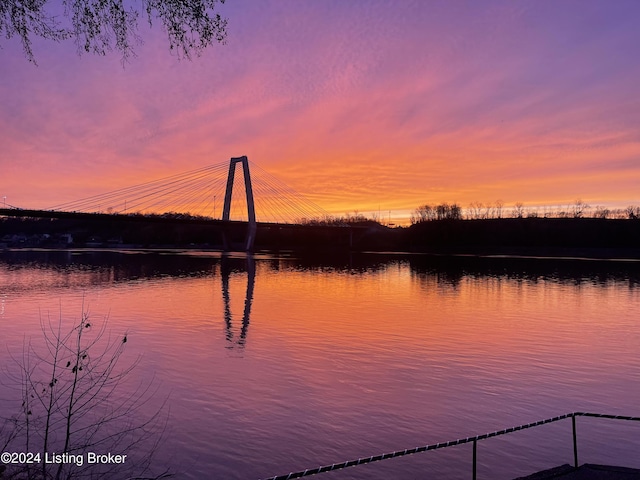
(222, 156, 257, 251)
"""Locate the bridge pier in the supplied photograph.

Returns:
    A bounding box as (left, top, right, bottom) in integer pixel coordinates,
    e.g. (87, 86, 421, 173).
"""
(222, 156, 257, 252)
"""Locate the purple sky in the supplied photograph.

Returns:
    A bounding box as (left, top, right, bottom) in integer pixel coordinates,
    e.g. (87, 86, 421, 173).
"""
(1, 0, 639, 220)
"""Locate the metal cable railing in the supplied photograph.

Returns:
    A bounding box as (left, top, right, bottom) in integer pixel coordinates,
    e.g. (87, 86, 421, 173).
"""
(260, 412, 640, 480)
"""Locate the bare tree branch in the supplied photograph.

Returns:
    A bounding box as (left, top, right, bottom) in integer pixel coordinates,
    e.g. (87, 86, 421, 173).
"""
(1, 307, 170, 479)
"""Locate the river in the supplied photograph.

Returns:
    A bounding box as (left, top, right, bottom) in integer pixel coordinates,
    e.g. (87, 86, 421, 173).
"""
(1, 249, 639, 479)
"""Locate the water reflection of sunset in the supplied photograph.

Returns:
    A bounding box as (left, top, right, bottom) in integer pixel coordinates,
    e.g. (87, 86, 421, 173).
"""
(2, 253, 640, 478)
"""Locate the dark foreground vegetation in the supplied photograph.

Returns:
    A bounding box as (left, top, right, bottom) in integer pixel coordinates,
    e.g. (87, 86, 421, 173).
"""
(0, 310, 168, 480)
(1, 208, 640, 258)
(403, 217, 640, 257)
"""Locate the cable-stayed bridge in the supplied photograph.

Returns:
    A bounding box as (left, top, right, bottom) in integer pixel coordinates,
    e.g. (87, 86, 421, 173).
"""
(47, 157, 328, 224)
(1, 157, 377, 251)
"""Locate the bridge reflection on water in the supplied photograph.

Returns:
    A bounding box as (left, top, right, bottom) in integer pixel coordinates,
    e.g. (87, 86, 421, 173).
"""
(221, 254, 255, 349)
(2, 249, 640, 479)
(1, 249, 639, 354)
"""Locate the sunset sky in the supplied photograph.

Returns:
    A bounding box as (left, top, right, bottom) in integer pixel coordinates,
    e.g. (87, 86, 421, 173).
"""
(1, 0, 639, 222)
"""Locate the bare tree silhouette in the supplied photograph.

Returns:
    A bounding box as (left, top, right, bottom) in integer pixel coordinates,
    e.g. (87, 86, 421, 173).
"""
(1, 308, 170, 480)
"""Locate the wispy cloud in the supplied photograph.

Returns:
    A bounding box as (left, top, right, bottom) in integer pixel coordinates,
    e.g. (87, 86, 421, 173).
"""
(1, 0, 639, 215)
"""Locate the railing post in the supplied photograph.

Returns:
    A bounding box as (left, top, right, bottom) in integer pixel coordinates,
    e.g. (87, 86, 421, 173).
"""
(572, 414, 578, 468)
(472, 439, 477, 480)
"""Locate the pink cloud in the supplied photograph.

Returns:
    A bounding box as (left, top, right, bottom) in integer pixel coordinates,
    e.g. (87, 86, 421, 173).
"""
(2, 1, 640, 218)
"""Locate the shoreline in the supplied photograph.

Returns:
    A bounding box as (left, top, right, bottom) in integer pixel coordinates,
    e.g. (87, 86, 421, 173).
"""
(3, 245, 640, 262)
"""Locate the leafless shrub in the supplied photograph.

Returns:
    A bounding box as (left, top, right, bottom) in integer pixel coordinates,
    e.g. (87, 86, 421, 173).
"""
(467, 202, 484, 220)
(1, 308, 170, 480)
(512, 202, 525, 219)
(626, 205, 640, 219)
(572, 199, 590, 218)
(594, 206, 610, 219)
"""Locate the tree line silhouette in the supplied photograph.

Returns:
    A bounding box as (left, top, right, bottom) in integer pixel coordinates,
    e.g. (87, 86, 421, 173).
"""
(411, 200, 640, 224)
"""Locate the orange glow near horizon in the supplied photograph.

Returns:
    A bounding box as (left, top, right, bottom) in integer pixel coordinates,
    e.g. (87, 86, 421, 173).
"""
(1, 2, 640, 221)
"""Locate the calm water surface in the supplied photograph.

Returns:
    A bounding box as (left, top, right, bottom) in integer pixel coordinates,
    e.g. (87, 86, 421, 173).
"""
(1, 249, 639, 479)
